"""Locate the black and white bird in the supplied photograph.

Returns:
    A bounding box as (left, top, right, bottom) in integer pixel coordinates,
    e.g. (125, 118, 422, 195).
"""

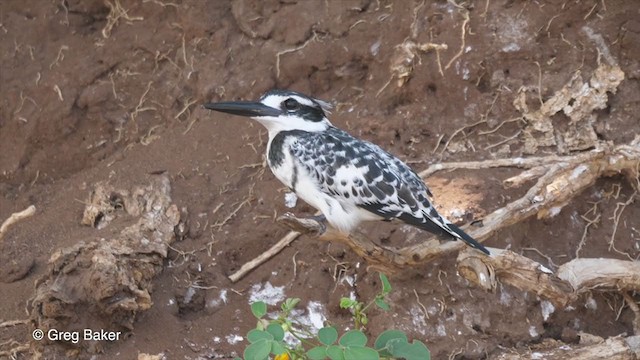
(204, 89, 489, 254)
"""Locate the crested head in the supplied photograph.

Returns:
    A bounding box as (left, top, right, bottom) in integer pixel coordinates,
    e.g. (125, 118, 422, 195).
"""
(204, 89, 333, 135)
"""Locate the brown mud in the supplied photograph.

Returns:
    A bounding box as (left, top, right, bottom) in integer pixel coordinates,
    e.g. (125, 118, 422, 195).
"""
(1, 1, 639, 359)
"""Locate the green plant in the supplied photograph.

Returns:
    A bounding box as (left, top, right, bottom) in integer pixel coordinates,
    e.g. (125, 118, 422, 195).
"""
(235, 273, 430, 360)
(338, 272, 392, 330)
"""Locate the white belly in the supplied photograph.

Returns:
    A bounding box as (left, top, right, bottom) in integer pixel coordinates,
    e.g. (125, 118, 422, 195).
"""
(270, 154, 376, 233)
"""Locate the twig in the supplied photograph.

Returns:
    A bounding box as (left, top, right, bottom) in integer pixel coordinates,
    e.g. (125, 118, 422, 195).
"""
(212, 198, 252, 229)
(130, 81, 155, 124)
(276, 32, 317, 79)
(484, 129, 522, 150)
(140, 124, 161, 145)
(13, 91, 39, 115)
(409, 0, 425, 38)
(477, 117, 523, 135)
(480, 0, 490, 18)
(228, 231, 301, 283)
(143, 0, 180, 7)
(0, 205, 36, 241)
(49, 45, 69, 69)
(435, 46, 445, 77)
(59, 0, 70, 25)
(413, 289, 429, 320)
(545, 14, 561, 32)
(30, 170, 40, 187)
(190, 283, 218, 290)
(174, 97, 197, 120)
(292, 250, 300, 281)
(431, 133, 445, 154)
(102, 0, 144, 38)
(0, 319, 29, 328)
(522, 247, 559, 270)
(576, 202, 601, 258)
(182, 117, 198, 135)
(439, 119, 486, 155)
(448, 348, 464, 360)
(53, 84, 64, 102)
(583, 2, 598, 20)
(0, 344, 30, 358)
(375, 77, 393, 98)
(418, 152, 591, 178)
(444, 4, 470, 70)
(608, 191, 637, 260)
(622, 292, 640, 334)
(534, 61, 543, 106)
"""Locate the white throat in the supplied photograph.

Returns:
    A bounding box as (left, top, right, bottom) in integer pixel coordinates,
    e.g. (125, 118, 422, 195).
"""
(254, 116, 331, 138)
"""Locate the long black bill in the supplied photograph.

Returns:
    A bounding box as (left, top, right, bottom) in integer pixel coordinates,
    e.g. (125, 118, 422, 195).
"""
(203, 101, 282, 117)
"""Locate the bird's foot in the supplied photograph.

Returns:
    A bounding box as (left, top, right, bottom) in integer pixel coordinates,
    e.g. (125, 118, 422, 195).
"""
(309, 214, 326, 223)
(277, 213, 327, 236)
(310, 215, 327, 234)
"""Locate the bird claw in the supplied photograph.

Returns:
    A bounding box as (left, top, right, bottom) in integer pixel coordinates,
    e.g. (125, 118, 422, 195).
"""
(277, 213, 327, 236)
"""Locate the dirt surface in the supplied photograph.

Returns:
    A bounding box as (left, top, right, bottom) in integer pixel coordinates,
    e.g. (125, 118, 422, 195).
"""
(1, 0, 639, 359)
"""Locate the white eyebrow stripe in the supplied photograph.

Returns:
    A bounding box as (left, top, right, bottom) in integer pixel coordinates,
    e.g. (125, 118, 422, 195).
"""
(291, 96, 315, 107)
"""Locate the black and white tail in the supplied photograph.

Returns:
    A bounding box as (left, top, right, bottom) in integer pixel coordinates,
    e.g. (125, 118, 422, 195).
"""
(445, 223, 490, 255)
(398, 212, 491, 255)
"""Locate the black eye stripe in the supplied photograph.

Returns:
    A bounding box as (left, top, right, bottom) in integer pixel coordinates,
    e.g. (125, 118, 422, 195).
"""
(297, 104, 325, 122)
(279, 96, 326, 122)
(283, 98, 300, 111)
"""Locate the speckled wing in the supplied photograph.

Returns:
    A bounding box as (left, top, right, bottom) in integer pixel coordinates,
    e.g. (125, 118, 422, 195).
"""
(289, 127, 447, 232)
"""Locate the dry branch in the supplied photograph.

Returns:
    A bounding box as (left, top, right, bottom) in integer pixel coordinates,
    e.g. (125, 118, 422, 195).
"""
(0, 205, 36, 241)
(494, 335, 640, 360)
(418, 151, 596, 178)
(0, 319, 29, 328)
(457, 248, 640, 308)
(457, 247, 574, 307)
(557, 259, 640, 293)
(228, 231, 300, 283)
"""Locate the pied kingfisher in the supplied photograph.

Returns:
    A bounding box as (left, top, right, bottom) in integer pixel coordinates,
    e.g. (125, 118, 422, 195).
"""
(204, 89, 489, 254)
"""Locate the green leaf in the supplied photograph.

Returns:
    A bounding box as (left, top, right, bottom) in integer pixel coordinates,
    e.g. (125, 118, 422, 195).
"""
(388, 339, 430, 360)
(374, 298, 390, 311)
(326, 345, 345, 360)
(339, 298, 358, 309)
(270, 340, 287, 355)
(247, 329, 273, 343)
(282, 298, 301, 311)
(374, 330, 407, 351)
(243, 339, 271, 360)
(379, 273, 392, 294)
(266, 323, 285, 342)
(339, 330, 368, 347)
(251, 301, 267, 319)
(318, 326, 339, 345)
(307, 346, 328, 360)
(344, 346, 380, 360)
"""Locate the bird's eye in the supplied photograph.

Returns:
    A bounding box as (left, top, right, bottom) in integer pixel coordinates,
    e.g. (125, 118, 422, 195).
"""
(283, 98, 300, 111)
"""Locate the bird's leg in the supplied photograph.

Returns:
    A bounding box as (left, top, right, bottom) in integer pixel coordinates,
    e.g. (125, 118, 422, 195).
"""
(277, 213, 327, 236)
(309, 214, 327, 234)
(310, 214, 326, 222)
